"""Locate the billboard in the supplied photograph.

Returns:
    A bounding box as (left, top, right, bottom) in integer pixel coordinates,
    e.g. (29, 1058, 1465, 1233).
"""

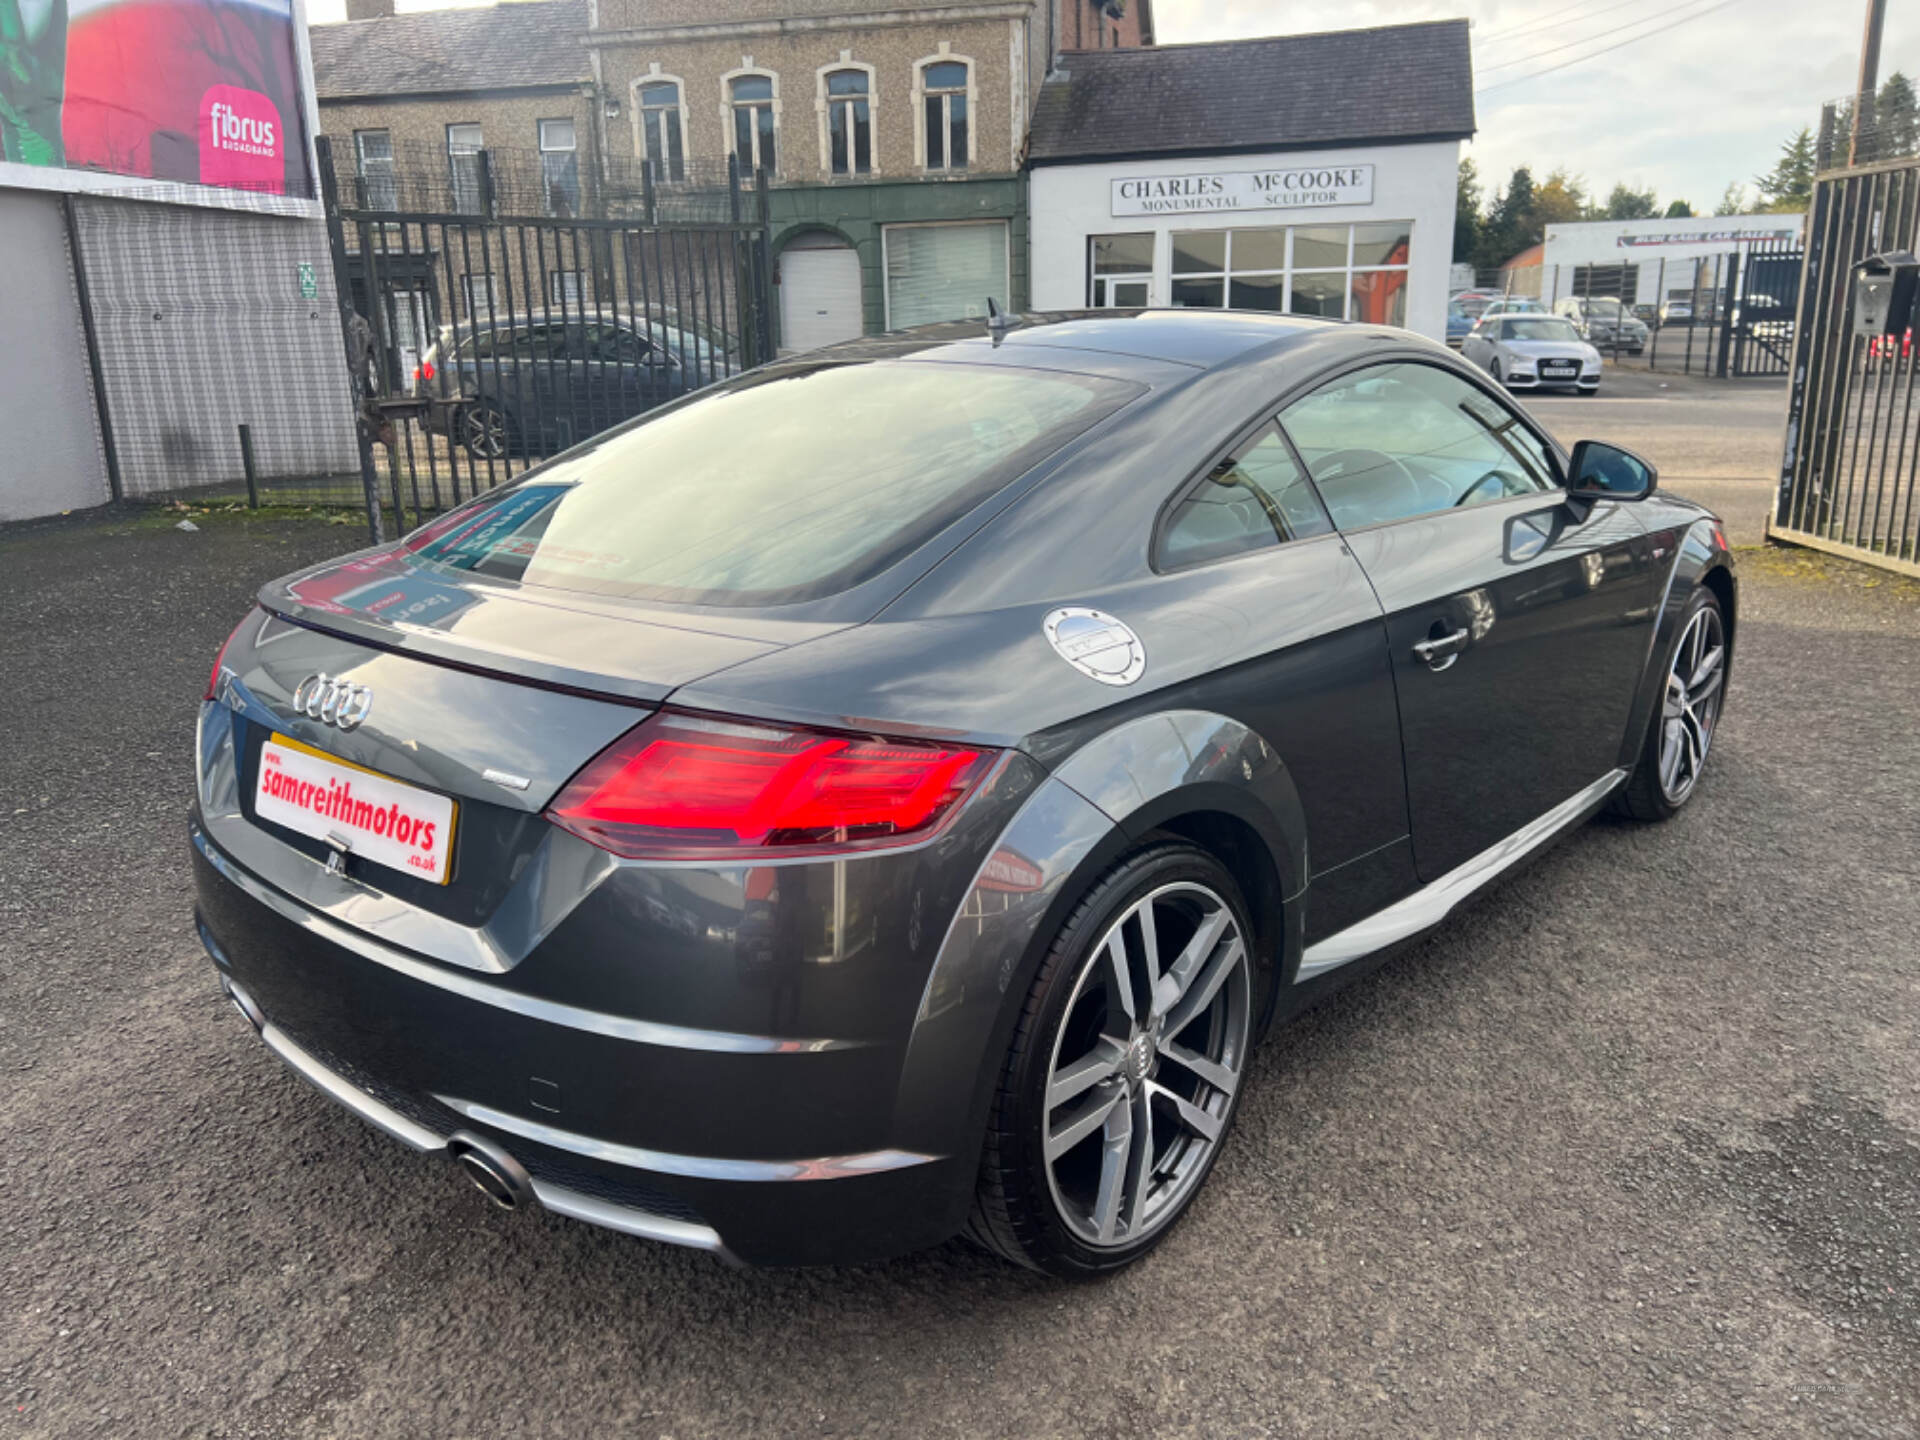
(0, 0, 309, 196)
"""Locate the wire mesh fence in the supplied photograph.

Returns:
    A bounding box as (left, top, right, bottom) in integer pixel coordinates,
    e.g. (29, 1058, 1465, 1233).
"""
(1817, 95, 1920, 172)
(341, 137, 749, 225)
(1458, 243, 1802, 379)
(316, 136, 776, 538)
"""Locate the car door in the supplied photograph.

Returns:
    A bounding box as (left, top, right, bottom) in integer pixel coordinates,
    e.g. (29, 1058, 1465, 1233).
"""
(1279, 359, 1656, 883)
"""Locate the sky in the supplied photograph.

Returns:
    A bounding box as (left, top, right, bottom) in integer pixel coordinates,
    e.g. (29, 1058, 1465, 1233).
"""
(303, 0, 1916, 215)
(1154, 0, 1919, 214)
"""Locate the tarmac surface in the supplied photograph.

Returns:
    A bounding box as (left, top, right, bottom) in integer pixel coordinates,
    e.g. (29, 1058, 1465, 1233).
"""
(2, 417, 1916, 1436)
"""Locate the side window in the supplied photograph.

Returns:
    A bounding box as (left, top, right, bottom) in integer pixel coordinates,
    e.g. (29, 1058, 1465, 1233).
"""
(1279, 362, 1559, 531)
(1159, 424, 1334, 568)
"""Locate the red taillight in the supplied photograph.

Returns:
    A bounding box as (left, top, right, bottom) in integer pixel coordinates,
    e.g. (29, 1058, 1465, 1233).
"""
(415, 360, 435, 385)
(547, 711, 992, 859)
(205, 612, 250, 701)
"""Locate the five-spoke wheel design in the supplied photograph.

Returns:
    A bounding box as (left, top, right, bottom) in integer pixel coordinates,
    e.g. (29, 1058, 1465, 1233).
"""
(1041, 881, 1250, 1249)
(1660, 602, 1725, 804)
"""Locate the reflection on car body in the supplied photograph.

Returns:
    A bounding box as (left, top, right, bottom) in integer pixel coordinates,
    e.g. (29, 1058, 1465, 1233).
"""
(192, 308, 1735, 1276)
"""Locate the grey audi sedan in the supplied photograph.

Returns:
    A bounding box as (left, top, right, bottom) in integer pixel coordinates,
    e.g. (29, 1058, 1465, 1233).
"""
(193, 311, 1734, 1275)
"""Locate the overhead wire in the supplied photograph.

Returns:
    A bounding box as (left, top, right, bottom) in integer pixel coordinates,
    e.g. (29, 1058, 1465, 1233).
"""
(1475, 0, 1668, 49)
(1475, 0, 1742, 93)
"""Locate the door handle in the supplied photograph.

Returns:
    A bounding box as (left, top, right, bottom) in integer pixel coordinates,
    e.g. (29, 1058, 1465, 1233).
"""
(1412, 627, 1471, 669)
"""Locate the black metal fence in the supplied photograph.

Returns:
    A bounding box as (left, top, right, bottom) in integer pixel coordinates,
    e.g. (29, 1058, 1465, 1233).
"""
(1480, 242, 1802, 378)
(316, 135, 776, 540)
(1774, 158, 1920, 574)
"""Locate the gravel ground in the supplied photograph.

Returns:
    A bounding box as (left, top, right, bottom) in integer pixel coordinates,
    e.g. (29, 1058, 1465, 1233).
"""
(1, 499, 1916, 1440)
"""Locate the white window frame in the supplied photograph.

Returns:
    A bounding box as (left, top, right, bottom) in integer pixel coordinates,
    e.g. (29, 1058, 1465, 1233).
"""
(1166, 221, 1413, 323)
(630, 63, 690, 182)
(720, 61, 781, 178)
(353, 128, 396, 209)
(880, 218, 1011, 330)
(446, 121, 484, 213)
(814, 53, 877, 180)
(538, 116, 580, 216)
(912, 46, 974, 174)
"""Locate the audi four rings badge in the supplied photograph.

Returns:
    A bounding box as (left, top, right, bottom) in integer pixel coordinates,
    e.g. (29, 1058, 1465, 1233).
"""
(291, 674, 374, 731)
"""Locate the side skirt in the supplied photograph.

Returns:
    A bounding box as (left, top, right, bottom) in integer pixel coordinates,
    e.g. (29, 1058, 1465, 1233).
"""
(1293, 769, 1628, 983)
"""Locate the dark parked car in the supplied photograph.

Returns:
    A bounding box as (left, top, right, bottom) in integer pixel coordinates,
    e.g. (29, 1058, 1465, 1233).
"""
(1554, 296, 1649, 353)
(414, 315, 733, 459)
(194, 311, 1735, 1274)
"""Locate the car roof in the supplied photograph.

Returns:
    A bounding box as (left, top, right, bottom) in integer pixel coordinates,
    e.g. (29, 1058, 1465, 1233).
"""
(795, 309, 1391, 380)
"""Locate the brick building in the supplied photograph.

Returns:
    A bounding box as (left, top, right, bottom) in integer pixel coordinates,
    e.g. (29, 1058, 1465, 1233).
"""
(310, 0, 1155, 348)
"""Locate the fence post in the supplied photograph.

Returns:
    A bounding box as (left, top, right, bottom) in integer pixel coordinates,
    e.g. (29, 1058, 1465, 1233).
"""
(1716, 250, 1740, 378)
(1778, 181, 1830, 527)
(60, 194, 122, 503)
(478, 149, 497, 219)
(315, 135, 387, 544)
(756, 164, 777, 359)
(644, 158, 658, 227)
(238, 423, 259, 508)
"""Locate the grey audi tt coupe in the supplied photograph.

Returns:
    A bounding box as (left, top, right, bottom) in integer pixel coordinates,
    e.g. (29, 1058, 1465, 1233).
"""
(192, 310, 1735, 1275)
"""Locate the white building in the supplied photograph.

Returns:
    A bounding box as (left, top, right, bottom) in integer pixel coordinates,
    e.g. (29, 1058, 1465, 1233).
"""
(1537, 214, 1807, 308)
(1026, 21, 1475, 343)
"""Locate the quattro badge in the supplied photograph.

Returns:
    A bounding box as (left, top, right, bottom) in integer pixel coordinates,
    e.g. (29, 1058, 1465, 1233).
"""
(1043, 607, 1146, 687)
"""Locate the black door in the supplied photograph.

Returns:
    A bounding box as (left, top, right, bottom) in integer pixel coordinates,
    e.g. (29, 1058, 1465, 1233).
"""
(1280, 360, 1655, 882)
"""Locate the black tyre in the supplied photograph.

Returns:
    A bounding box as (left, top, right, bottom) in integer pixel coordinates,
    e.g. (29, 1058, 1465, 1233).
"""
(1615, 587, 1727, 821)
(460, 400, 514, 460)
(968, 841, 1259, 1276)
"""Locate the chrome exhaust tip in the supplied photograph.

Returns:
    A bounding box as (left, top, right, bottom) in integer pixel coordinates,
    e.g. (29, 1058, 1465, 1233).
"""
(447, 1131, 535, 1211)
(221, 976, 266, 1031)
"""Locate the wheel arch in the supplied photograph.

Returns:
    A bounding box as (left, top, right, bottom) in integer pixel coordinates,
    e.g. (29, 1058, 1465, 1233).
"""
(887, 710, 1308, 1242)
(1617, 517, 1736, 773)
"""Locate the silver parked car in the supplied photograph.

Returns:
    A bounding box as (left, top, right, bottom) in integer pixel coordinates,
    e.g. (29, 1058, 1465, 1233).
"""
(1462, 314, 1603, 394)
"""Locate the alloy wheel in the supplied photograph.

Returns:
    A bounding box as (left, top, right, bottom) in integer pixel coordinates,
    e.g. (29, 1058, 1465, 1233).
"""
(461, 404, 508, 460)
(1041, 881, 1250, 1248)
(1660, 604, 1725, 803)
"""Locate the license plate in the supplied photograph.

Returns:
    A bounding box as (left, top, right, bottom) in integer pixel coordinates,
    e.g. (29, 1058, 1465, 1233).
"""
(1541, 363, 1577, 376)
(255, 733, 457, 885)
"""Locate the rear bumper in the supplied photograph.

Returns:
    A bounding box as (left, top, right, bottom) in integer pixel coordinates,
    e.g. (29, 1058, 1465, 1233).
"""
(190, 817, 980, 1266)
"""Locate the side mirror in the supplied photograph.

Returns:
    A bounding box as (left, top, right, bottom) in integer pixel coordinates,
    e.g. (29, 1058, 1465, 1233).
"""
(1566, 439, 1656, 503)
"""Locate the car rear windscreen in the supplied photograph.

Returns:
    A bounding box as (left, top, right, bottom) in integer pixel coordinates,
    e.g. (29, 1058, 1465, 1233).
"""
(403, 360, 1139, 606)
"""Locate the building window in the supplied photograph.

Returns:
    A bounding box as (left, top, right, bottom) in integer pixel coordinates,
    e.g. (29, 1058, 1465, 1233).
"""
(539, 118, 579, 216)
(637, 79, 686, 181)
(884, 220, 1008, 328)
(824, 68, 871, 176)
(1088, 233, 1153, 306)
(446, 122, 483, 213)
(728, 72, 777, 175)
(462, 274, 499, 323)
(1169, 221, 1412, 327)
(919, 59, 969, 171)
(353, 128, 396, 209)
(550, 270, 584, 309)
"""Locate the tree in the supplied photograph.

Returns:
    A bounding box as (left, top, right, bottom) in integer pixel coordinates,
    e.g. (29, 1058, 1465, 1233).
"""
(1664, 199, 1694, 218)
(1880, 71, 1918, 159)
(1476, 165, 1537, 269)
(1532, 168, 1589, 228)
(1754, 127, 1815, 212)
(1603, 182, 1659, 220)
(1454, 156, 1483, 264)
(1717, 182, 1748, 215)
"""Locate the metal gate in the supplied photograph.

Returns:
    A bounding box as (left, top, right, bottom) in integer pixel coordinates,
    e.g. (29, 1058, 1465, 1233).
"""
(317, 136, 777, 540)
(1775, 158, 1920, 574)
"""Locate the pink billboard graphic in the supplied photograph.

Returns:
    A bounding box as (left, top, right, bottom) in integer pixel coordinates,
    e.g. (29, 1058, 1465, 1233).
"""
(0, 0, 309, 196)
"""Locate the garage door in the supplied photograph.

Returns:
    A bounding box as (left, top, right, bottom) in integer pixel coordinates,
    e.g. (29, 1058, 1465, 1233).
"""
(780, 241, 864, 352)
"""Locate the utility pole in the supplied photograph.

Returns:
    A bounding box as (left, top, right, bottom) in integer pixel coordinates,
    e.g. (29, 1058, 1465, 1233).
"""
(1848, 0, 1888, 166)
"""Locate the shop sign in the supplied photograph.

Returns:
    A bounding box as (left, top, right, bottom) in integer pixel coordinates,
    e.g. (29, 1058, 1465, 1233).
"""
(1111, 165, 1374, 217)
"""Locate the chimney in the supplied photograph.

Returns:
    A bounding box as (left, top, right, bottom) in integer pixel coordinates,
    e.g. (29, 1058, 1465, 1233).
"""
(344, 0, 394, 21)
